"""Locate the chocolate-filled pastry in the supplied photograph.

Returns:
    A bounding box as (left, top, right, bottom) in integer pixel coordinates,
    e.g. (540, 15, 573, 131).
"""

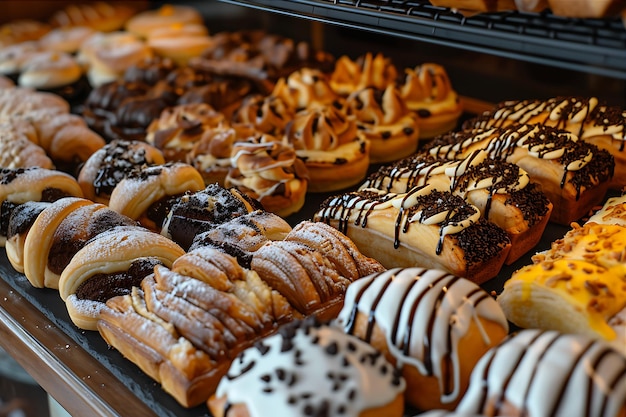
(457, 329, 626, 417)
(161, 183, 262, 250)
(109, 162, 205, 231)
(207, 317, 405, 417)
(314, 185, 512, 284)
(59, 225, 185, 330)
(345, 84, 420, 163)
(0, 167, 83, 246)
(23, 198, 138, 289)
(465, 96, 626, 189)
(5, 201, 51, 273)
(78, 139, 165, 204)
(427, 124, 614, 225)
(362, 151, 553, 263)
(188, 210, 292, 268)
(284, 220, 385, 280)
(335, 267, 508, 410)
(250, 240, 353, 319)
(226, 137, 309, 217)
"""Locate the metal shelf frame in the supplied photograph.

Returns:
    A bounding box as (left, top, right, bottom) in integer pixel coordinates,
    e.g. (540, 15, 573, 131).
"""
(218, 0, 626, 79)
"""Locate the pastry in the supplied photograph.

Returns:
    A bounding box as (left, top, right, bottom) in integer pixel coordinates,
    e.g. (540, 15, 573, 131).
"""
(329, 52, 398, 96)
(232, 93, 295, 136)
(161, 183, 263, 251)
(466, 97, 626, 189)
(335, 267, 508, 410)
(362, 151, 553, 263)
(226, 137, 309, 217)
(313, 185, 512, 284)
(587, 193, 626, 225)
(0, 75, 14, 89)
(0, 86, 69, 116)
(0, 128, 54, 169)
(77, 139, 165, 204)
(0, 167, 83, 246)
(147, 23, 213, 65)
(207, 316, 406, 417)
(427, 124, 614, 225)
(59, 225, 185, 330)
(16, 50, 83, 94)
(284, 106, 370, 192)
(345, 84, 420, 163)
(271, 67, 342, 112)
(145, 102, 226, 163)
(49, 2, 136, 32)
(5, 201, 51, 273)
(399, 63, 463, 138)
(22, 198, 138, 289)
(456, 329, 626, 417)
(108, 162, 206, 231)
(0, 20, 50, 48)
(39, 26, 96, 54)
(125, 4, 203, 38)
(0, 41, 42, 79)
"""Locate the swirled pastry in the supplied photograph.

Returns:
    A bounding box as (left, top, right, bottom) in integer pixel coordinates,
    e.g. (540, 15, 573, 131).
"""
(284, 106, 370, 192)
(314, 185, 511, 284)
(78, 139, 165, 204)
(108, 162, 205, 231)
(232, 94, 295, 136)
(0, 167, 83, 246)
(427, 124, 614, 225)
(226, 137, 309, 217)
(466, 96, 626, 189)
(59, 225, 185, 330)
(335, 267, 508, 410)
(50, 2, 135, 32)
(271, 68, 342, 112)
(399, 63, 463, 138)
(345, 84, 420, 163)
(457, 329, 626, 417)
(362, 151, 553, 263)
(329, 52, 398, 96)
(208, 317, 406, 417)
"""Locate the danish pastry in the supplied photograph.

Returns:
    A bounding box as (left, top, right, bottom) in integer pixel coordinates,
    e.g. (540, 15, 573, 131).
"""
(335, 267, 508, 410)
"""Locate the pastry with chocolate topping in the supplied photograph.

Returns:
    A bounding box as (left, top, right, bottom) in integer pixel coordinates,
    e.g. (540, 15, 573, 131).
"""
(0, 167, 83, 246)
(335, 267, 508, 411)
(457, 329, 626, 417)
(314, 185, 511, 284)
(329, 52, 398, 96)
(22, 198, 138, 289)
(108, 162, 205, 231)
(465, 96, 626, 189)
(208, 316, 406, 417)
(362, 150, 553, 263)
(161, 183, 262, 250)
(427, 124, 614, 225)
(5, 201, 51, 273)
(78, 139, 165, 204)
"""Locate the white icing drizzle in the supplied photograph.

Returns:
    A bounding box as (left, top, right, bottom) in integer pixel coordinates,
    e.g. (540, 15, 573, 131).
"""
(214, 319, 405, 417)
(335, 267, 508, 404)
(457, 329, 626, 417)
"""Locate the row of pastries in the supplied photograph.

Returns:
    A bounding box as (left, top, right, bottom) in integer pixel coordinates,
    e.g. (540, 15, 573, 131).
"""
(0, 3, 626, 417)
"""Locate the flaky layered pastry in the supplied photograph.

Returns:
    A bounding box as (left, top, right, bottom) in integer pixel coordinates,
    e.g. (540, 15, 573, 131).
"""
(329, 52, 398, 96)
(363, 150, 553, 263)
(336, 267, 508, 410)
(427, 124, 614, 225)
(466, 96, 626, 189)
(314, 185, 511, 284)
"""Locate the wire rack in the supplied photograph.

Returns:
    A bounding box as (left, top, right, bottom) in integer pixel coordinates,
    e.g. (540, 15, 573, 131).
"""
(219, 0, 626, 79)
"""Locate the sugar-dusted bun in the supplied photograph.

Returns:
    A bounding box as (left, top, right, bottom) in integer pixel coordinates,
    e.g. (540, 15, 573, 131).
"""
(208, 317, 406, 417)
(108, 162, 205, 231)
(125, 4, 203, 38)
(457, 329, 626, 417)
(17, 51, 82, 90)
(59, 225, 185, 330)
(284, 106, 370, 192)
(78, 139, 165, 204)
(0, 128, 53, 169)
(49, 2, 136, 32)
(161, 184, 263, 251)
(427, 124, 614, 225)
(314, 185, 512, 284)
(0, 167, 83, 246)
(467, 97, 626, 190)
(0, 41, 42, 77)
(330, 52, 398, 96)
(363, 150, 553, 264)
(399, 63, 463, 139)
(226, 137, 309, 217)
(336, 267, 508, 411)
(345, 84, 420, 163)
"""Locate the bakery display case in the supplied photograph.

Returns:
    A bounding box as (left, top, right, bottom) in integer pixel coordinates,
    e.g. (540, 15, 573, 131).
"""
(0, 1, 625, 416)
